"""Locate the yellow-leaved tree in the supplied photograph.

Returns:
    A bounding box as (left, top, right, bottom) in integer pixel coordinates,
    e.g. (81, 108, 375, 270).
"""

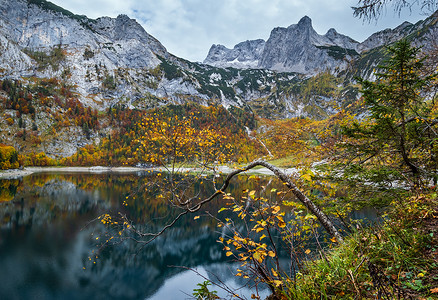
(135, 113, 232, 169)
(0, 144, 19, 170)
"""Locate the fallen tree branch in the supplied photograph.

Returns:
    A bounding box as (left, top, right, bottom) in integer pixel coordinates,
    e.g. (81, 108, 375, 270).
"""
(133, 159, 343, 244)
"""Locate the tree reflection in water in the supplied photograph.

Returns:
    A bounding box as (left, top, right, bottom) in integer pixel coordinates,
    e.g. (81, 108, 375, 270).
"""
(0, 172, 378, 299)
(0, 172, 274, 300)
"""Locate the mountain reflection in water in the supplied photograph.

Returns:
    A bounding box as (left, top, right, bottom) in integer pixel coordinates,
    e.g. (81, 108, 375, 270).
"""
(0, 172, 274, 300)
(0, 172, 377, 299)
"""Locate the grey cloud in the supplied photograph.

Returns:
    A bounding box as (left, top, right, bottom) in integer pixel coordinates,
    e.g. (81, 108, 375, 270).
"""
(49, 0, 426, 62)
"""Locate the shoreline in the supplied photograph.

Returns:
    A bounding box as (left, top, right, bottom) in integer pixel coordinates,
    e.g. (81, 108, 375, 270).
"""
(0, 165, 299, 179)
(0, 166, 155, 179)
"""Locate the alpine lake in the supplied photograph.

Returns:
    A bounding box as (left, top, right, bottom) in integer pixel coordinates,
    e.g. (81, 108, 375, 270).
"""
(0, 170, 377, 300)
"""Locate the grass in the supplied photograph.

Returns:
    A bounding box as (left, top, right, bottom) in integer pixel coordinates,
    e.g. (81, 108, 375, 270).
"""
(281, 192, 438, 299)
(267, 155, 299, 168)
(266, 154, 320, 169)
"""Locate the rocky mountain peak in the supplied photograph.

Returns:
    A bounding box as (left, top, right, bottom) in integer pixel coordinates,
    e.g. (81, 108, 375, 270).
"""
(326, 28, 338, 37)
(287, 15, 318, 40)
(203, 39, 265, 68)
(297, 15, 312, 28)
(323, 27, 358, 50)
(357, 20, 417, 52)
(259, 16, 359, 73)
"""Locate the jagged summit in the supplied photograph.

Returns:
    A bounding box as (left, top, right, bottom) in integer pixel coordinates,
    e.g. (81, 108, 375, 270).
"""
(326, 28, 337, 35)
(203, 39, 266, 69)
(297, 15, 312, 27)
(0, 0, 180, 106)
(0, 0, 437, 124)
(90, 14, 168, 58)
(205, 15, 359, 73)
(204, 11, 437, 74)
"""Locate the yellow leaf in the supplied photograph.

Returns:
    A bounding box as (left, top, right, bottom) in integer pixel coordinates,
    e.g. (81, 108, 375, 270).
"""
(253, 252, 263, 263)
(277, 218, 286, 228)
(305, 249, 311, 254)
(259, 234, 266, 241)
(226, 251, 233, 257)
(302, 174, 312, 181)
(248, 190, 256, 197)
(194, 216, 200, 220)
(268, 251, 276, 257)
(218, 207, 227, 213)
(273, 280, 282, 287)
(272, 206, 281, 214)
(431, 287, 438, 293)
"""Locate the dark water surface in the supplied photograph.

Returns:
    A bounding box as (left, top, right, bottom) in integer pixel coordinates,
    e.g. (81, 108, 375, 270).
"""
(0, 172, 276, 300)
(0, 172, 377, 300)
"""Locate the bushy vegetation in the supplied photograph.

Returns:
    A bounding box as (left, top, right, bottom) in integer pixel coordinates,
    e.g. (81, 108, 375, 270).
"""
(0, 37, 436, 300)
(285, 192, 437, 299)
(0, 144, 19, 169)
(23, 47, 66, 71)
(188, 40, 438, 299)
(0, 76, 101, 162)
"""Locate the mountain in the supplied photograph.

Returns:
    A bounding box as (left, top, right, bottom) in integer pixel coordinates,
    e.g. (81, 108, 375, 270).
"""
(0, 0, 437, 158)
(204, 39, 266, 69)
(259, 16, 359, 74)
(357, 21, 419, 52)
(0, 0, 337, 117)
(204, 13, 438, 75)
(0, 0, 437, 121)
(0, 0, 209, 108)
(204, 16, 360, 74)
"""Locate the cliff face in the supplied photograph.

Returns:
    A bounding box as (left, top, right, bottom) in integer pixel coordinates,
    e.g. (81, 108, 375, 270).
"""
(258, 16, 359, 74)
(0, 0, 167, 65)
(204, 12, 438, 74)
(205, 16, 360, 74)
(204, 39, 266, 69)
(0, 0, 205, 108)
(0, 0, 437, 119)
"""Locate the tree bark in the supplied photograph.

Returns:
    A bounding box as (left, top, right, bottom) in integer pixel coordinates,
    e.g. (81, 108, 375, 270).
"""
(140, 159, 344, 244)
(188, 160, 343, 243)
(243, 160, 344, 243)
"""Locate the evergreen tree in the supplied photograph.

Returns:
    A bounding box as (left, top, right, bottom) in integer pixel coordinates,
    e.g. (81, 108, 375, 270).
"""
(342, 39, 438, 185)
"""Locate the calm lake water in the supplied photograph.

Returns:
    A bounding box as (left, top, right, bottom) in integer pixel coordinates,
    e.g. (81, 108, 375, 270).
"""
(0, 172, 377, 300)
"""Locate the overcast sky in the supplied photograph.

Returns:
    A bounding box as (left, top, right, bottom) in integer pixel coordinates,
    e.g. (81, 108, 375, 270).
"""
(48, 0, 431, 62)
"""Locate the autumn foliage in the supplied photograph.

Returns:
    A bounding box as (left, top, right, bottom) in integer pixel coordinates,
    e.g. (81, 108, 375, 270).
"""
(0, 144, 19, 170)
